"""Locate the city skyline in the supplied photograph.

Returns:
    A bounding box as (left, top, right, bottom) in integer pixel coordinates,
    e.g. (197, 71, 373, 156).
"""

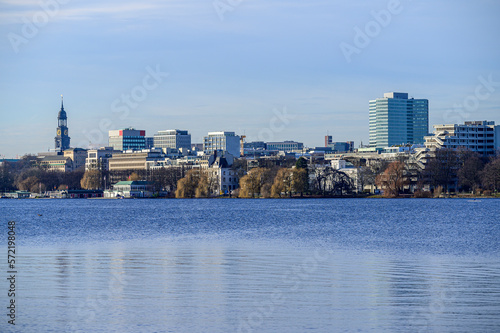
(1, 0, 500, 158)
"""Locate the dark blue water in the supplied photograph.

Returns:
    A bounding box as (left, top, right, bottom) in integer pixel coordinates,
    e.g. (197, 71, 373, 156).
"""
(1, 199, 499, 332)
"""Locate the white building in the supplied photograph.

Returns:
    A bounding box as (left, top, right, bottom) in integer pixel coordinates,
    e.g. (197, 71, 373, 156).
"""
(330, 159, 362, 192)
(153, 129, 191, 152)
(208, 154, 239, 195)
(86, 147, 121, 171)
(423, 121, 500, 156)
(203, 131, 240, 157)
(104, 181, 155, 198)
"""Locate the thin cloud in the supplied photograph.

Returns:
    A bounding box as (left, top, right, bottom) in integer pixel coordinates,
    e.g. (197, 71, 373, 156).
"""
(0, 0, 202, 24)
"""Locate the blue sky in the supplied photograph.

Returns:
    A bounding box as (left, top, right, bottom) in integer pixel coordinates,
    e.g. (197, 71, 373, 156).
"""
(1, 0, 499, 158)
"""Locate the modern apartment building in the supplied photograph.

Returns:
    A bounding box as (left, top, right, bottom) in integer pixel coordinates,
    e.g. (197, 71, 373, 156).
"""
(203, 131, 240, 157)
(424, 121, 500, 156)
(369, 92, 428, 149)
(108, 128, 146, 151)
(153, 130, 191, 151)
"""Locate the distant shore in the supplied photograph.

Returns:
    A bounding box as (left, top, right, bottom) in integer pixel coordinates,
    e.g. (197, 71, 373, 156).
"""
(3, 194, 498, 200)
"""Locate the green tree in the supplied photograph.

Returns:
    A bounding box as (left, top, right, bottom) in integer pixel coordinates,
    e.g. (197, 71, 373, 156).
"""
(295, 157, 308, 169)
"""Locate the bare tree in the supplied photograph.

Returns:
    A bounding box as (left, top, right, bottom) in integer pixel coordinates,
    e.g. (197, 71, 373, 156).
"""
(481, 156, 500, 193)
(376, 161, 408, 198)
(81, 170, 102, 190)
(457, 152, 484, 192)
(424, 149, 459, 192)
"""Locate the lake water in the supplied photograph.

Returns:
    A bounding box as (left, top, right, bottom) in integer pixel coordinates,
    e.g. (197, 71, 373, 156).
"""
(1, 199, 500, 332)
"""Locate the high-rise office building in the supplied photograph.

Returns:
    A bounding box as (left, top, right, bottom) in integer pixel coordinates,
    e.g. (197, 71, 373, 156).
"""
(369, 92, 428, 149)
(203, 131, 240, 157)
(153, 130, 191, 151)
(108, 128, 146, 151)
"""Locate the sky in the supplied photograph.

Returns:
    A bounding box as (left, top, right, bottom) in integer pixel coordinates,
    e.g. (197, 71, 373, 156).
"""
(0, 0, 499, 158)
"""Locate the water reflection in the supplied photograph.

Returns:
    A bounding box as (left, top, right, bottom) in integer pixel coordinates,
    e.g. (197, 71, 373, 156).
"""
(12, 241, 500, 332)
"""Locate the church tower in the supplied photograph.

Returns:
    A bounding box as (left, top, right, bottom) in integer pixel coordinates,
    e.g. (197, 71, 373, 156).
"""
(55, 95, 71, 151)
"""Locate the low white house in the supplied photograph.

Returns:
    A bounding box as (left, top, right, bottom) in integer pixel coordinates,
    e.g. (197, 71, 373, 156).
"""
(104, 181, 155, 198)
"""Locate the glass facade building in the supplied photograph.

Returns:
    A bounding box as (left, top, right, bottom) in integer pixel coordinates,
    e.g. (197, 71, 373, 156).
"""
(108, 128, 146, 151)
(369, 92, 428, 149)
(266, 141, 304, 151)
(153, 130, 191, 151)
(203, 132, 240, 157)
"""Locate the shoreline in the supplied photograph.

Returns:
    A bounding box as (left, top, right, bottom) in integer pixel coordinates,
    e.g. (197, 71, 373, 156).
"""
(2, 195, 498, 200)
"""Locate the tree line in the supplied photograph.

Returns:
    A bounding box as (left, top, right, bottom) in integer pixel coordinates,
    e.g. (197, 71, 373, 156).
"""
(2, 150, 499, 198)
(0, 155, 83, 193)
(174, 157, 356, 198)
(375, 149, 500, 197)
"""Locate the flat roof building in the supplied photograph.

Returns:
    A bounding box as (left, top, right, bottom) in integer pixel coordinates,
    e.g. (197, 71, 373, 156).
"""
(86, 147, 121, 171)
(63, 148, 87, 171)
(369, 92, 428, 149)
(266, 141, 304, 152)
(153, 130, 191, 151)
(108, 149, 164, 171)
(203, 131, 240, 157)
(109, 128, 146, 151)
(424, 121, 499, 156)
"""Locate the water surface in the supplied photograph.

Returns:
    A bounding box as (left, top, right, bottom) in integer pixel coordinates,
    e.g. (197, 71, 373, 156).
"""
(1, 199, 499, 332)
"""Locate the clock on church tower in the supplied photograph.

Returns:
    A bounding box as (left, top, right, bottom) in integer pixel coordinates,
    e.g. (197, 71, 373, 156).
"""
(54, 95, 71, 151)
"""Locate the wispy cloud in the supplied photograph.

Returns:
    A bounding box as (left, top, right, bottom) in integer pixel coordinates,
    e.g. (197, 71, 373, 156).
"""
(0, 0, 203, 24)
